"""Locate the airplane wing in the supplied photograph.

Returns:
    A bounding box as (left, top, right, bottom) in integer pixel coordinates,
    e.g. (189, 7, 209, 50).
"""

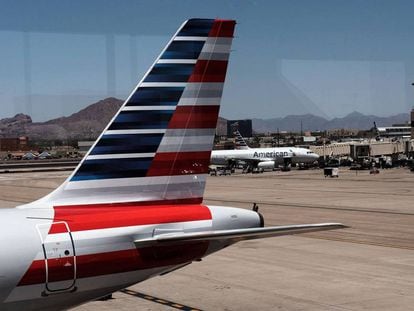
(134, 223, 346, 247)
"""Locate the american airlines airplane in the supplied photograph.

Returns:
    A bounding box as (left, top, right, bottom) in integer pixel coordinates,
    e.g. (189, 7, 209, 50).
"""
(211, 131, 320, 170)
(0, 19, 343, 310)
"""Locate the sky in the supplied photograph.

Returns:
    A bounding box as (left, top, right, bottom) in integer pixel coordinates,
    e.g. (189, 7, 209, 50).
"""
(1, 0, 414, 121)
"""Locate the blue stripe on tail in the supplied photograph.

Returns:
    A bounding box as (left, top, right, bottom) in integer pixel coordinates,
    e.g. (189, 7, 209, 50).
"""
(69, 19, 224, 183)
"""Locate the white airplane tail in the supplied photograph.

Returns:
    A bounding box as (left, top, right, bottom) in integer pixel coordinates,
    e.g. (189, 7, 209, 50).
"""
(234, 130, 250, 150)
(33, 19, 236, 206)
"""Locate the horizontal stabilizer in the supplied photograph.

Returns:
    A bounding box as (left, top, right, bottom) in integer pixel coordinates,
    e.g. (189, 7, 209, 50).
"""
(134, 223, 346, 247)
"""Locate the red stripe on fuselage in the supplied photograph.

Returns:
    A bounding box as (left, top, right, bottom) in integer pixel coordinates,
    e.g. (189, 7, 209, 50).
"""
(188, 60, 228, 83)
(55, 198, 203, 209)
(209, 20, 236, 37)
(167, 105, 220, 129)
(18, 260, 46, 286)
(50, 204, 211, 233)
(146, 151, 211, 177)
(18, 242, 208, 286)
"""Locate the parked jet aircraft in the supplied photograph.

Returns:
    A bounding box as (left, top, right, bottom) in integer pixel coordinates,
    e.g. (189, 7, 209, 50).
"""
(211, 131, 320, 170)
(0, 19, 343, 310)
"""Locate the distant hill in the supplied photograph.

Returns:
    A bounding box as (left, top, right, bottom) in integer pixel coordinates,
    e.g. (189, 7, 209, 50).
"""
(252, 111, 410, 133)
(0, 97, 123, 140)
(0, 97, 410, 139)
(252, 114, 328, 133)
(327, 111, 409, 131)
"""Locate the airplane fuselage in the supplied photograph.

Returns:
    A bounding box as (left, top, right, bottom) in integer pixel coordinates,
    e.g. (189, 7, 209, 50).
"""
(211, 147, 319, 166)
(0, 204, 261, 310)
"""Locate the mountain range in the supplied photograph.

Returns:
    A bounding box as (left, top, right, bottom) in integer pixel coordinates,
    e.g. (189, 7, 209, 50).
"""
(0, 98, 123, 140)
(252, 111, 410, 133)
(0, 97, 410, 140)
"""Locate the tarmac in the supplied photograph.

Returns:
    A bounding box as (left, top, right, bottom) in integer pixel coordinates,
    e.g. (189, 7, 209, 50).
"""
(0, 168, 413, 310)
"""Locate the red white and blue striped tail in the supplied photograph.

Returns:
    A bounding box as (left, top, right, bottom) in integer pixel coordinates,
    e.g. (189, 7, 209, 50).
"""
(234, 130, 250, 150)
(40, 18, 236, 206)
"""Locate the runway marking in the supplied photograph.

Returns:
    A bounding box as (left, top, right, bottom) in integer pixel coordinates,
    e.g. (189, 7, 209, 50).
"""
(0, 184, 59, 190)
(208, 182, 414, 197)
(304, 235, 414, 251)
(234, 172, 414, 184)
(120, 289, 204, 311)
(0, 199, 27, 204)
(204, 197, 414, 216)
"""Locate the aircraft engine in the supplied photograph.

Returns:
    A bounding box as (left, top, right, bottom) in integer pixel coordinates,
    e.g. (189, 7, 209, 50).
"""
(257, 161, 275, 170)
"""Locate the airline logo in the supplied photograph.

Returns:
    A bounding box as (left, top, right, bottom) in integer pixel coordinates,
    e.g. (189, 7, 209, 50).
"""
(253, 151, 289, 158)
(234, 130, 249, 149)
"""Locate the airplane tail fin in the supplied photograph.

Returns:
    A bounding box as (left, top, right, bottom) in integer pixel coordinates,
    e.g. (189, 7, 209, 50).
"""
(35, 19, 235, 206)
(233, 130, 250, 150)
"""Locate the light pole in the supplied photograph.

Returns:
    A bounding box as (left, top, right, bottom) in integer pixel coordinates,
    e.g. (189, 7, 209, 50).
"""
(411, 83, 414, 154)
(411, 82, 414, 116)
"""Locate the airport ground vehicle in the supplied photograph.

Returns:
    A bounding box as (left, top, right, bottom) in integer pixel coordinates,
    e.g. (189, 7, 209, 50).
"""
(324, 167, 339, 177)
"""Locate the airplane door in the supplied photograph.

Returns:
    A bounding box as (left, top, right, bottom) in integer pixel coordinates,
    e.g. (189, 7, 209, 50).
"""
(37, 222, 76, 293)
